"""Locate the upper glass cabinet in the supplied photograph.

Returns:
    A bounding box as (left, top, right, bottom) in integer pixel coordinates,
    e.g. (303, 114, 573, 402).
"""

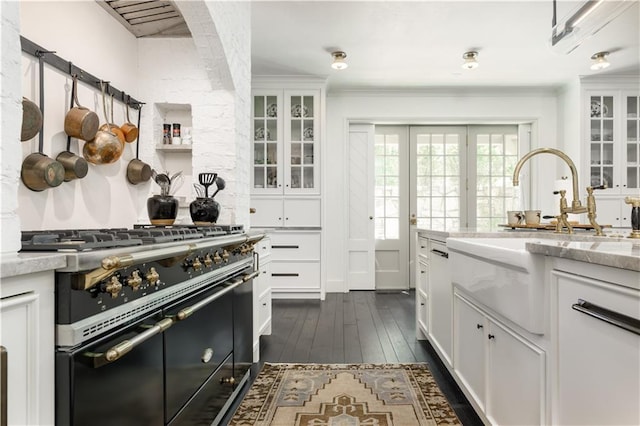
(587, 90, 640, 194)
(251, 89, 320, 195)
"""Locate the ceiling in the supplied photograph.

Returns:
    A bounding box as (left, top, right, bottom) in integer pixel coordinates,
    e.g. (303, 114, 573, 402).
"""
(250, 1, 640, 91)
(99, 1, 639, 91)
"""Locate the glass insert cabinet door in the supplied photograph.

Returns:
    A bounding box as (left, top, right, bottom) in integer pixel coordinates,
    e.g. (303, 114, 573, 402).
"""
(626, 94, 640, 190)
(252, 93, 282, 194)
(589, 94, 615, 189)
(284, 91, 319, 193)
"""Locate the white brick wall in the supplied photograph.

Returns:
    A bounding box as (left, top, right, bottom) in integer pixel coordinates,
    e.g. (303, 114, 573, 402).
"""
(1, 1, 23, 253)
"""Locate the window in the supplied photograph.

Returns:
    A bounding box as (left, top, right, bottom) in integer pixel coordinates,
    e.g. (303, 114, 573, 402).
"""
(374, 133, 400, 239)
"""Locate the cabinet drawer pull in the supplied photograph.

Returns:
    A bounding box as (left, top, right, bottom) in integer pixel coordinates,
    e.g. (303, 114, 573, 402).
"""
(572, 299, 640, 336)
(272, 245, 299, 249)
(272, 273, 299, 277)
(431, 249, 449, 258)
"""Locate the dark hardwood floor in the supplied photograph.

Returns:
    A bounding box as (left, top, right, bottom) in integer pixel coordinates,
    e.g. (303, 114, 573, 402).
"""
(221, 291, 483, 425)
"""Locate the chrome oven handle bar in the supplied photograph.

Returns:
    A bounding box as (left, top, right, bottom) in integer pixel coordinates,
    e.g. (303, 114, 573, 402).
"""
(175, 271, 259, 321)
(85, 317, 174, 368)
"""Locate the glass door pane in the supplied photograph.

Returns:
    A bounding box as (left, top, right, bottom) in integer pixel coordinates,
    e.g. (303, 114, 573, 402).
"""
(626, 95, 640, 189)
(589, 95, 616, 188)
(252, 94, 280, 191)
(286, 93, 317, 192)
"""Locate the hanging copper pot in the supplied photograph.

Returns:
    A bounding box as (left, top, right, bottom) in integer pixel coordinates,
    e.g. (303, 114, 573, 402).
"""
(83, 83, 124, 165)
(21, 53, 64, 191)
(120, 95, 139, 143)
(21, 97, 42, 142)
(64, 75, 99, 141)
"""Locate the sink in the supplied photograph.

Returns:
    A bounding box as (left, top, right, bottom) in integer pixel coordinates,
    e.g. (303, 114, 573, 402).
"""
(447, 238, 549, 334)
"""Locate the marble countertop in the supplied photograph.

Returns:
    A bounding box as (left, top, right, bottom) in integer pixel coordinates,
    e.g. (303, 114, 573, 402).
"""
(527, 239, 640, 272)
(1, 252, 67, 279)
(418, 227, 640, 272)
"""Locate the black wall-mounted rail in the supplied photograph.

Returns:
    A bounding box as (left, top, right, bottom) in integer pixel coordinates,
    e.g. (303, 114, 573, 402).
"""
(20, 35, 144, 109)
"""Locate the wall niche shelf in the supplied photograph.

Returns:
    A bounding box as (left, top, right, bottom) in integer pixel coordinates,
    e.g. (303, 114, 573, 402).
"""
(156, 144, 192, 153)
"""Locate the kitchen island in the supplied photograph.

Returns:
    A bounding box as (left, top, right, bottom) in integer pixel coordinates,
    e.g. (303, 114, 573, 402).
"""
(416, 227, 640, 425)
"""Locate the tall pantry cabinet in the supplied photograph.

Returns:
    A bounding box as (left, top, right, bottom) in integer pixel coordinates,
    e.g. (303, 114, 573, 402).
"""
(250, 78, 326, 299)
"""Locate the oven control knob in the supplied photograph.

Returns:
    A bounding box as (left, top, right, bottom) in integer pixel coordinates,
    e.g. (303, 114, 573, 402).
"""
(127, 270, 142, 291)
(146, 267, 160, 286)
(192, 256, 203, 271)
(222, 250, 230, 263)
(203, 254, 213, 267)
(213, 251, 223, 265)
(105, 276, 122, 299)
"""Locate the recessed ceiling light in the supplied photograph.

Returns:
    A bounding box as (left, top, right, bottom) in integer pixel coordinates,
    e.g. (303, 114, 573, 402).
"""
(461, 51, 479, 70)
(331, 51, 348, 70)
(590, 51, 610, 71)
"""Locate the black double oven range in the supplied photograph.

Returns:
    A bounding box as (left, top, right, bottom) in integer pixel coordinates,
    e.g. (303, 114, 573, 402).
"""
(21, 225, 262, 426)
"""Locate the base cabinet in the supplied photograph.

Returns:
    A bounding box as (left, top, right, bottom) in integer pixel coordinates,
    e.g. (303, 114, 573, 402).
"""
(269, 230, 321, 298)
(0, 271, 55, 426)
(454, 292, 546, 426)
(427, 239, 452, 366)
(552, 269, 640, 425)
(253, 237, 272, 362)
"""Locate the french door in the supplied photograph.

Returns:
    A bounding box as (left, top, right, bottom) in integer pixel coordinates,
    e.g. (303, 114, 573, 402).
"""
(347, 123, 523, 290)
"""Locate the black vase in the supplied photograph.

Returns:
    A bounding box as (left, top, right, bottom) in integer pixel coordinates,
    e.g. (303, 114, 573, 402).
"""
(190, 197, 220, 225)
(147, 195, 178, 226)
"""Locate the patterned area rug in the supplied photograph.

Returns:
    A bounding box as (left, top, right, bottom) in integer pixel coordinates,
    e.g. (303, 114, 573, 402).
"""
(229, 363, 461, 425)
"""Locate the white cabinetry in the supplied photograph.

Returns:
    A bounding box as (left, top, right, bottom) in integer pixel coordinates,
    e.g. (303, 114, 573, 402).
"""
(454, 291, 546, 426)
(582, 79, 640, 226)
(0, 271, 55, 426)
(251, 79, 325, 299)
(269, 231, 321, 298)
(415, 237, 429, 339)
(251, 197, 320, 228)
(551, 264, 640, 425)
(251, 90, 320, 195)
(427, 239, 452, 366)
(252, 236, 272, 362)
(415, 235, 452, 367)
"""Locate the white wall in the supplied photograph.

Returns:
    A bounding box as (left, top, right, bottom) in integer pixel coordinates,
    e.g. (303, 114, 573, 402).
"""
(18, 1, 142, 231)
(324, 89, 560, 292)
(1, 1, 251, 252)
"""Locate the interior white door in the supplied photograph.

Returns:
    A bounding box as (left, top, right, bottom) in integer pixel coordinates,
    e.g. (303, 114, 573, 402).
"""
(374, 125, 409, 290)
(346, 124, 375, 290)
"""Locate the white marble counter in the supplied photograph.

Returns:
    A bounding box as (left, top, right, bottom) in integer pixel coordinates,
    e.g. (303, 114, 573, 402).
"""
(0, 252, 67, 279)
(527, 239, 640, 272)
(418, 227, 639, 271)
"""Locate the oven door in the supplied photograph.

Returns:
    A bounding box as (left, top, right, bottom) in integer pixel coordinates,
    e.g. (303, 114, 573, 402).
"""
(163, 279, 235, 424)
(56, 310, 165, 426)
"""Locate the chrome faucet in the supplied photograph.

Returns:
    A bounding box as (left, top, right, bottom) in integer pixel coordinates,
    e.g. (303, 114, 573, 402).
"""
(512, 148, 603, 235)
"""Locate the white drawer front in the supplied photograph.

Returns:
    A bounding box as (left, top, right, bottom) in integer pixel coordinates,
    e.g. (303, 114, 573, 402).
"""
(255, 237, 271, 258)
(270, 262, 320, 290)
(418, 237, 429, 259)
(270, 232, 320, 260)
(257, 262, 271, 296)
(258, 289, 272, 334)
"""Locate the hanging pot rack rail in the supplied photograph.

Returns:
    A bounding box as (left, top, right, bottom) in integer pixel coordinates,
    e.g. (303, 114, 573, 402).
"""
(20, 35, 144, 109)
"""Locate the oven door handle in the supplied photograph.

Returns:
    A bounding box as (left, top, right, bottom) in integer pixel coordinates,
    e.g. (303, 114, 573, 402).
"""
(175, 277, 243, 321)
(175, 271, 259, 321)
(85, 317, 174, 368)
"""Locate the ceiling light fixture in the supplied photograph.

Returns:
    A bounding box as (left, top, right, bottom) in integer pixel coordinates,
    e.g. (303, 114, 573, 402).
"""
(331, 51, 348, 70)
(551, 0, 635, 54)
(590, 51, 610, 70)
(461, 51, 479, 70)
